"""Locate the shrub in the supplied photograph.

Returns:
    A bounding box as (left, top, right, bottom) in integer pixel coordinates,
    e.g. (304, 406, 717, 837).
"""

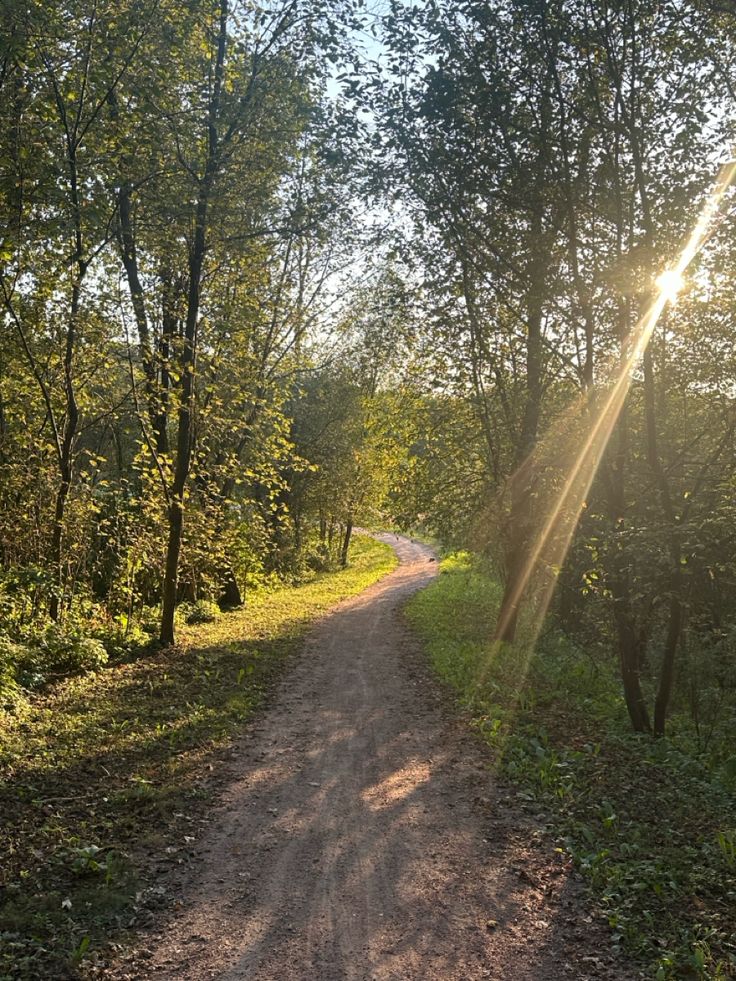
(89, 613, 156, 661)
(16, 626, 108, 685)
(44, 629, 108, 676)
(177, 599, 222, 625)
(0, 635, 27, 704)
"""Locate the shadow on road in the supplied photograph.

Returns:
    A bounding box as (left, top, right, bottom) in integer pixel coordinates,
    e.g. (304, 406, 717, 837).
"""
(108, 535, 631, 981)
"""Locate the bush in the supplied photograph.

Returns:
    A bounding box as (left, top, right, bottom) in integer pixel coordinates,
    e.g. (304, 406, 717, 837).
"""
(138, 606, 163, 635)
(0, 565, 51, 630)
(0, 635, 27, 703)
(177, 599, 222, 625)
(89, 613, 156, 661)
(15, 626, 108, 686)
(43, 629, 108, 677)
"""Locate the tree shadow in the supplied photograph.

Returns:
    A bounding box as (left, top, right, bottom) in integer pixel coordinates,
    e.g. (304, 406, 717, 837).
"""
(103, 541, 633, 980)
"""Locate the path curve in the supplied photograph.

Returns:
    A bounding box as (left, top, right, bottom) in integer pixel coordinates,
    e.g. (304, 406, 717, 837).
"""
(109, 534, 631, 980)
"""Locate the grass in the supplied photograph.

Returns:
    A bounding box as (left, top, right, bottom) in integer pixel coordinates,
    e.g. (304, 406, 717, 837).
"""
(406, 551, 736, 981)
(0, 534, 397, 979)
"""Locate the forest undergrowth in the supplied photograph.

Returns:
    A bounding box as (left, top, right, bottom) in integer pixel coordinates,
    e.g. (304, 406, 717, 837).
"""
(407, 552, 736, 981)
(0, 535, 396, 979)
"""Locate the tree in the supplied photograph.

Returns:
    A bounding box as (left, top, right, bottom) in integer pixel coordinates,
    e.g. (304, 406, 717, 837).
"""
(378, 0, 736, 734)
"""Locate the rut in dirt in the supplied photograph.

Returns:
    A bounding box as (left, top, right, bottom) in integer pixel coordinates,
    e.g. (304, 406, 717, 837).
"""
(110, 534, 632, 981)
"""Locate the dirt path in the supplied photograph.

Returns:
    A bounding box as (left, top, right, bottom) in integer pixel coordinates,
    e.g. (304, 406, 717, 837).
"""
(108, 535, 632, 980)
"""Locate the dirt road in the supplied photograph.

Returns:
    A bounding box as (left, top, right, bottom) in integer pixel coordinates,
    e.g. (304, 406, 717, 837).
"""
(109, 535, 630, 980)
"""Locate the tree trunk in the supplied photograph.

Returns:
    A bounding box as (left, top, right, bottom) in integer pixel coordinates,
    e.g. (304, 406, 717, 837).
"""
(219, 567, 243, 608)
(654, 589, 682, 736)
(293, 509, 302, 553)
(340, 519, 353, 568)
(642, 342, 684, 737)
(160, 498, 183, 645)
(159, 0, 228, 645)
(603, 353, 651, 732)
(494, 301, 541, 644)
(50, 264, 82, 620)
(495, 499, 526, 645)
(493, 213, 545, 645)
(159, 251, 202, 644)
(611, 587, 651, 732)
(49, 470, 71, 621)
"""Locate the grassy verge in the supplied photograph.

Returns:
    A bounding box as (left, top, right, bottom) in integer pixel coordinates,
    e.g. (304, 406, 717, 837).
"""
(0, 534, 397, 979)
(406, 551, 736, 981)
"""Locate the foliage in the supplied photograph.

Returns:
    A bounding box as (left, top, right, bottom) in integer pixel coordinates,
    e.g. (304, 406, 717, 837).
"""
(20, 628, 108, 684)
(374, 0, 736, 735)
(177, 600, 222, 626)
(2, 0, 736, 973)
(0, 0, 375, 649)
(0, 535, 396, 978)
(0, 628, 108, 696)
(407, 552, 736, 979)
(0, 637, 24, 705)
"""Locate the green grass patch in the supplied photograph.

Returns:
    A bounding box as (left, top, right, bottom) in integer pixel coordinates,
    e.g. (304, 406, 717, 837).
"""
(0, 534, 397, 979)
(406, 551, 736, 980)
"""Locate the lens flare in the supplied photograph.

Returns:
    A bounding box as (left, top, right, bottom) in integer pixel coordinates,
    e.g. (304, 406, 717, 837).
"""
(478, 157, 736, 683)
(656, 269, 685, 304)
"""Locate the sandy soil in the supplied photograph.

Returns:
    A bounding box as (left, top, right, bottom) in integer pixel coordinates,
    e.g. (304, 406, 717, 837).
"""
(106, 535, 634, 980)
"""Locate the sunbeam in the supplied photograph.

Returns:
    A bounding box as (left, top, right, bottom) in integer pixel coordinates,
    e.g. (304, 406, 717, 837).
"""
(478, 157, 736, 682)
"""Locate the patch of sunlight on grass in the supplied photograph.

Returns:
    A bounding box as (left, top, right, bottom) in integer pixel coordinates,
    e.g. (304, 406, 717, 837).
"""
(406, 550, 736, 981)
(0, 533, 397, 979)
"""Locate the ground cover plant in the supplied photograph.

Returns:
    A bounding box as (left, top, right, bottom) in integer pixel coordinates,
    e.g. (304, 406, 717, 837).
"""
(4, 0, 736, 977)
(0, 535, 396, 979)
(406, 552, 736, 980)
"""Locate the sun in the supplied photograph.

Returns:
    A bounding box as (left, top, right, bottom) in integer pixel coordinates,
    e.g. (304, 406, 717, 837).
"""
(656, 269, 685, 304)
